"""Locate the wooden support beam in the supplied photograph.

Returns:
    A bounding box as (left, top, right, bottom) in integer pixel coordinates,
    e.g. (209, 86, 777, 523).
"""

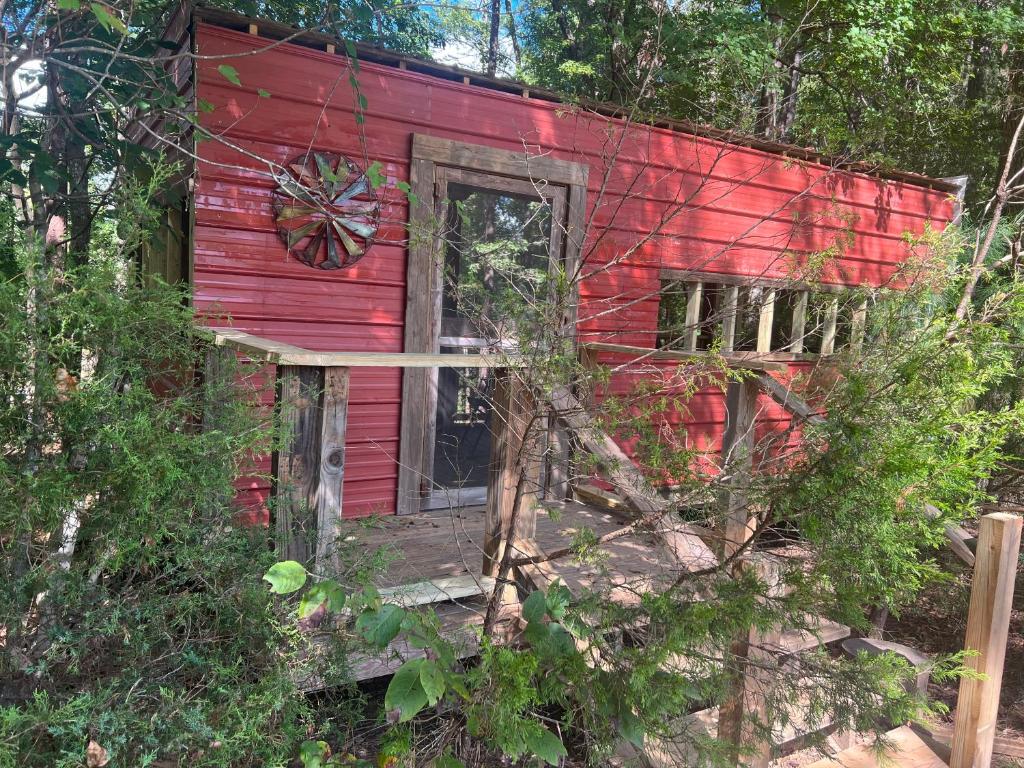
(756, 289, 776, 355)
(757, 374, 825, 426)
(718, 556, 784, 768)
(316, 367, 349, 572)
(721, 377, 760, 559)
(484, 370, 539, 602)
(274, 366, 350, 573)
(547, 385, 717, 571)
(949, 512, 1022, 768)
(923, 503, 976, 567)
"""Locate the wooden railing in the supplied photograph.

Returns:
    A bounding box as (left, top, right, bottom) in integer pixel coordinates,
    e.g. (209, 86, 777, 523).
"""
(203, 327, 1022, 768)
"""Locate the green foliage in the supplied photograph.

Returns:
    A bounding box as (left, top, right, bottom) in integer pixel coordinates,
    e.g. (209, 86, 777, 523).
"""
(0, 173, 313, 767)
(264, 560, 309, 593)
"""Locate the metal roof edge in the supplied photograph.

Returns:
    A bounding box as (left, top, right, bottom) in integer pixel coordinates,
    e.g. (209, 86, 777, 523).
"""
(190, 4, 960, 195)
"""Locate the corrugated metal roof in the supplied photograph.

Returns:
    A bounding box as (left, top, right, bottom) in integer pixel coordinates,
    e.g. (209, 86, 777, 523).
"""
(191, 4, 959, 194)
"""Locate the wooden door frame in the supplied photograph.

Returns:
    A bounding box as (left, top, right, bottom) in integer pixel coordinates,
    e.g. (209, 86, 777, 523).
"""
(396, 134, 589, 515)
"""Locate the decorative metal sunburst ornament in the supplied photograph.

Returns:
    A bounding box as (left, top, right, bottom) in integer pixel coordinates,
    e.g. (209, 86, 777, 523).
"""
(271, 152, 381, 270)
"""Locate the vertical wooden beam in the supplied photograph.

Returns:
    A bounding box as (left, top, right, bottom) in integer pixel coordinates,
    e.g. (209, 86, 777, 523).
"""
(850, 299, 868, 350)
(397, 156, 439, 514)
(483, 370, 538, 600)
(275, 366, 320, 564)
(685, 281, 704, 351)
(789, 291, 808, 353)
(718, 555, 784, 768)
(274, 366, 350, 573)
(722, 284, 740, 354)
(950, 512, 1023, 768)
(316, 367, 349, 572)
(756, 289, 775, 354)
(821, 298, 839, 355)
(721, 377, 760, 559)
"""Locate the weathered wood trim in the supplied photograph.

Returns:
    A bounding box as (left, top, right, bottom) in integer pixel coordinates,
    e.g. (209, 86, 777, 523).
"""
(397, 155, 439, 514)
(412, 133, 588, 186)
(949, 512, 1022, 768)
(399, 136, 588, 514)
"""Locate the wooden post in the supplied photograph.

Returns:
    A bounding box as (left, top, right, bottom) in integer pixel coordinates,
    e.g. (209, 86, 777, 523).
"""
(274, 365, 350, 573)
(718, 555, 783, 768)
(721, 377, 760, 559)
(949, 512, 1022, 768)
(483, 369, 538, 600)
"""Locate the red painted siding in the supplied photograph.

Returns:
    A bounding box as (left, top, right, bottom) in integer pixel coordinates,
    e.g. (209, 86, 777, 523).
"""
(192, 24, 955, 518)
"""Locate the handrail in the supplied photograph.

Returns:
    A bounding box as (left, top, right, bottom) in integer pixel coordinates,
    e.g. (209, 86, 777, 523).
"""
(581, 342, 787, 373)
(201, 327, 524, 368)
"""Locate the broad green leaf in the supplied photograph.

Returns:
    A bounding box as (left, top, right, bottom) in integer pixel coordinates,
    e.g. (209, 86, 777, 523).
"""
(384, 659, 428, 722)
(522, 590, 547, 623)
(58, 0, 82, 8)
(90, 3, 126, 34)
(547, 623, 577, 656)
(355, 603, 405, 648)
(617, 705, 645, 748)
(217, 64, 241, 86)
(257, 88, 271, 98)
(197, 99, 215, 113)
(419, 659, 446, 705)
(524, 619, 548, 647)
(365, 161, 385, 189)
(298, 580, 345, 618)
(524, 726, 567, 766)
(263, 560, 306, 594)
(546, 583, 571, 619)
(299, 740, 329, 768)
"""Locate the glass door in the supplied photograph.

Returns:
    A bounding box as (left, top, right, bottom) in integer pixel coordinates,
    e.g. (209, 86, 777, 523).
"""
(423, 173, 565, 510)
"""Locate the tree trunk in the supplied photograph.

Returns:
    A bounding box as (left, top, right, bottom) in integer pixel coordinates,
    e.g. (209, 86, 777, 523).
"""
(486, 0, 501, 76)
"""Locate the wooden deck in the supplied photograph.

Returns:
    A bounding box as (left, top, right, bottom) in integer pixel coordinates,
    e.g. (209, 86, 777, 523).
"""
(355, 499, 671, 597)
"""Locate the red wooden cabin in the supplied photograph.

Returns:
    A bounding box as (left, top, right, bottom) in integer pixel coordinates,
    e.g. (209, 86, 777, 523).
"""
(156, 7, 959, 522)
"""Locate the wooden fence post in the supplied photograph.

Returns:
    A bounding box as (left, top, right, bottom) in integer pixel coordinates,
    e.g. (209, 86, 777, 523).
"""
(483, 369, 538, 601)
(274, 365, 350, 573)
(949, 512, 1022, 768)
(721, 377, 760, 559)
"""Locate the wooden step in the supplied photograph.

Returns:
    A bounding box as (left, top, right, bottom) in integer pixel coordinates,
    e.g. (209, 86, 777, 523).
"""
(618, 693, 846, 768)
(377, 574, 495, 608)
(804, 726, 949, 768)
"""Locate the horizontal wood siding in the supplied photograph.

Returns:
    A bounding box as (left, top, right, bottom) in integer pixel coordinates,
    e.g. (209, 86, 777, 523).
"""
(193, 24, 954, 517)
